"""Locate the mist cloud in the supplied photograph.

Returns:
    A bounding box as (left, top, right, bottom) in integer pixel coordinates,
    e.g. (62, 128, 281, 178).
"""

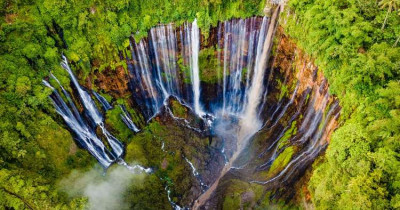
(60, 165, 145, 210)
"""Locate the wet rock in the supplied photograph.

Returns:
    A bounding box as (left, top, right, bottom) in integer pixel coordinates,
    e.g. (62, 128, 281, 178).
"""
(93, 66, 131, 98)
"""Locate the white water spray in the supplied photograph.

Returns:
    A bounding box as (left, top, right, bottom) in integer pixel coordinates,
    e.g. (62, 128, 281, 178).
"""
(190, 19, 204, 117)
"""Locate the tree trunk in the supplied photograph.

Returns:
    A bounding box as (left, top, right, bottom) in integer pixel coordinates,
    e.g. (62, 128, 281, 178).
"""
(381, 7, 391, 30)
(394, 35, 400, 47)
(1, 187, 35, 210)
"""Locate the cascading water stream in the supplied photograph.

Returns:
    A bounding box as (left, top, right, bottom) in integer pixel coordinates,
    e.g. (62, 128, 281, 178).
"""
(127, 19, 206, 120)
(61, 56, 125, 159)
(43, 79, 114, 168)
(184, 157, 208, 192)
(127, 16, 272, 124)
(120, 105, 140, 133)
(189, 19, 204, 116)
(218, 17, 269, 117)
(61, 56, 103, 125)
(44, 57, 151, 173)
(93, 91, 112, 111)
(252, 100, 340, 185)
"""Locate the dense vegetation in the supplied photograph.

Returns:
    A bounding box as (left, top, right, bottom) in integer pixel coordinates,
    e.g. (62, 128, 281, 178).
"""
(0, 0, 264, 208)
(2, 0, 399, 209)
(284, 0, 400, 209)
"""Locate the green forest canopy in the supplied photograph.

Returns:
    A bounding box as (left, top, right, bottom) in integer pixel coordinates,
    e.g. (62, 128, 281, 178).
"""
(284, 0, 400, 208)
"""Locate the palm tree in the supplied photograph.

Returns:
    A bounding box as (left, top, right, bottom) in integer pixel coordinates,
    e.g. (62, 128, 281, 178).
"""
(379, 0, 400, 30)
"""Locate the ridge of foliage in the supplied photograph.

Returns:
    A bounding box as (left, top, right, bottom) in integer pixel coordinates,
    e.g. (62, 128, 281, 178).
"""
(284, 0, 400, 208)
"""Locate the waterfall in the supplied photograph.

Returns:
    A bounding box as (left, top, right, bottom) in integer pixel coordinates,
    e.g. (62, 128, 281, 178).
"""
(150, 23, 178, 98)
(192, 8, 280, 209)
(240, 14, 275, 137)
(61, 56, 103, 125)
(44, 6, 340, 208)
(120, 105, 140, 132)
(93, 91, 112, 111)
(127, 17, 272, 121)
(61, 56, 125, 159)
(189, 19, 204, 116)
(45, 58, 152, 173)
(43, 79, 114, 168)
(217, 17, 269, 118)
(127, 19, 206, 120)
(252, 100, 340, 185)
(124, 15, 279, 208)
(165, 186, 186, 210)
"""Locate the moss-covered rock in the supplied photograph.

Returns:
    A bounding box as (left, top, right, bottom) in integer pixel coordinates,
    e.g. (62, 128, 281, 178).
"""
(199, 47, 222, 84)
(177, 56, 192, 84)
(278, 121, 297, 150)
(221, 179, 265, 210)
(122, 98, 218, 207)
(170, 99, 187, 118)
(269, 146, 295, 177)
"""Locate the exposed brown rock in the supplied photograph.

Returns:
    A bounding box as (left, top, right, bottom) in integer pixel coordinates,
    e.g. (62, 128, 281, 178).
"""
(274, 27, 336, 113)
(93, 66, 131, 98)
(5, 13, 17, 24)
(161, 158, 169, 170)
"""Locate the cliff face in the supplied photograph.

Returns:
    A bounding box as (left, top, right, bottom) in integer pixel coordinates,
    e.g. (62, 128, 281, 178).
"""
(87, 20, 340, 209)
(204, 28, 341, 209)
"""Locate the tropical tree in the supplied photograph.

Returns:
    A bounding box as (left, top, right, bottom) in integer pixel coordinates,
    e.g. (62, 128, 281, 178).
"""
(379, 0, 400, 30)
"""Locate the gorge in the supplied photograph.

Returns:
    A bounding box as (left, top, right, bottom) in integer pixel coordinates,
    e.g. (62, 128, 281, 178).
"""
(2, 0, 399, 209)
(43, 5, 341, 209)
